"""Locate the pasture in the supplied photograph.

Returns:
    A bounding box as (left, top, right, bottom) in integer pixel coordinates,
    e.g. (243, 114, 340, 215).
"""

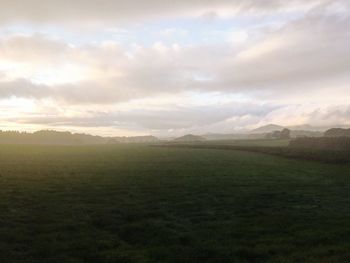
(1, 144, 350, 262)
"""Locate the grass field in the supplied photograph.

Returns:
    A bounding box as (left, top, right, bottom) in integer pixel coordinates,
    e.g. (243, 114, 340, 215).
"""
(160, 138, 350, 164)
(164, 139, 291, 147)
(1, 144, 350, 262)
(186, 139, 291, 147)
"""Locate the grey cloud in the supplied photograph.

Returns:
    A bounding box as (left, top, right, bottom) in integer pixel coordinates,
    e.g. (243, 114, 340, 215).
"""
(0, 79, 52, 98)
(0, 1, 349, 109)
(0, 79, 145, 104)
(308, 105, 350, 126)
(216, 14, 350, 91)
(0, 0, 349, 134)
(0, 0, 328, 25)
(1, 10, 350, 105)
(8, 102, 350, 134)
(12, 102, 280, 130)
(0, 34, 70, 63)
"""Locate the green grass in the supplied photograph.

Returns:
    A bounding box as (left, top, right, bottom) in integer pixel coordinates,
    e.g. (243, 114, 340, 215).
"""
(203, 139, 291, 147)
(159, 138, 350, 164)
(165, 139, 291, 147)
(1, 144, 350, 262)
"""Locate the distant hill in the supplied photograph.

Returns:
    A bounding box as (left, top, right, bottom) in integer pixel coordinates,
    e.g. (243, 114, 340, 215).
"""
(174, 134, 205, 142)
(250, 124, 285, 134)
(287, 124, 325, 131)
(201, 133, 267, 140)
(290, 130, 323, 138)
(287, 125, 334, 132)
(250, 124, 328, 137)
(202, 133, 245, 140)
(324, 128, 350, 137)
(287, 124, 313, 130)
(0, 130, 159, 145)
(110, 135, 159, 143)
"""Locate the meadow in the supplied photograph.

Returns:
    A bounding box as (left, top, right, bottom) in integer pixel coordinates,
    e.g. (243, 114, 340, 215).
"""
(169, 139, 291, 147)
(161, 138, 350, 164)
(1, 143, 350, 262)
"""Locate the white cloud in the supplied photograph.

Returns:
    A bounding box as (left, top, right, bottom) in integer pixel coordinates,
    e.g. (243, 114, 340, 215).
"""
(2, 12, 350, 104)
(0, 0, 349, 135)
(0, 0, 330, 25)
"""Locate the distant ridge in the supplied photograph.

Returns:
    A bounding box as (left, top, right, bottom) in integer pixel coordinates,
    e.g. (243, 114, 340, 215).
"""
(173, 134, 205, 142)
(1, 125, 348, 145)
(250, 124, 285, 134)
(250, 124, 333, 134)
(108, 135, 159, 143)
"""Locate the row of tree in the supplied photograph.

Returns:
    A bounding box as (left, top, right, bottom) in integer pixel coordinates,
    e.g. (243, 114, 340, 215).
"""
(0, 130, 159, 145)
(266, 127, 350, 140)
(324, 128, 350, 137)
(265, 128, 291, 139)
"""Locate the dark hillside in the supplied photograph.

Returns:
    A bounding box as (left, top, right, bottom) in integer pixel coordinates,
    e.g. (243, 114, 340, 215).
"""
(324, 128, 350, 137)
(289, 137, 350, 151)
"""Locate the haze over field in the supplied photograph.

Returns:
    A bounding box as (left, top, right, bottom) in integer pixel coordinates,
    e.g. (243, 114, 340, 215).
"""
(0, 0, 349, 136)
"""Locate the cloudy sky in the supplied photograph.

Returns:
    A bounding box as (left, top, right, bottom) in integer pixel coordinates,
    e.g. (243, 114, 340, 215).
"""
(0, 0, 349, 136)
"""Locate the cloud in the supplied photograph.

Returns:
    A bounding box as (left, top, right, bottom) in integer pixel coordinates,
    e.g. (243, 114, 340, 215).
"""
(0, 0, 329, 25)
(1, 11, 350, 105)
(0, 78, 146, 104)
(8, 101, 350, 135)
(308, 105, 350, 126)
(217, 14, 350, 92)
(0, 0, 349, 134)
(10, 101, 279, 131)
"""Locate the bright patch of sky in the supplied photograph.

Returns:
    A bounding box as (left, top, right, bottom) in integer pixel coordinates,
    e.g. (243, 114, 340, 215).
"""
(0, 11, 304, 48)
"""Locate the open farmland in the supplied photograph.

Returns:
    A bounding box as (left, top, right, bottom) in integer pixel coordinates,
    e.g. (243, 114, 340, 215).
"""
(161, 138, 350, 164)
(1, 144, 350, 263)
(166, 139, 291, 147)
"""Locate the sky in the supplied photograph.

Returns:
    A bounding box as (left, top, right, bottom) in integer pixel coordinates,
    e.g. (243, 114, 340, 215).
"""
(0, 0, 349, 136)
